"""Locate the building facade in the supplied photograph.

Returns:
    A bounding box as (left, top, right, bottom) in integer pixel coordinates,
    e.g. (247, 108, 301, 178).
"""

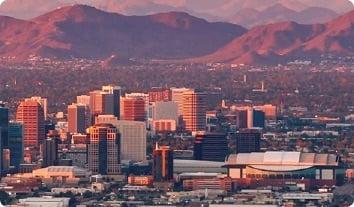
(88, 124, 121, 175)
(16, 100, 45, 148)
(194, 133, 228, 162)
(67, 103, 86, 134)
(182, 90, 207, 132)
(153, 144, 173, 182)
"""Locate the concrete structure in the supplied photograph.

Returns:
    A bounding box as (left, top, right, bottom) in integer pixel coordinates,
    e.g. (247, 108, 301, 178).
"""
(148, 101, 178, 123)
(16, 99, 45, 148)
(182, 90, 207, 132)
(120, 97, 146, 122)
(25, 96, 48, 120)
(32, 166, 91, 186)
(18, 197, 70, 207)
(67, 103, 86, 134)
(88, 124, 121, 175)
(41, 138, 58, 167)
(153, 144, 173, 182)
(96, 115, 146, 162)
(102, 85, 121, 119)
(8, 121, 24, 169)
(148, 87, 171, 103)
(170, 88, 194, 117)
(194, 132, 228, 162)
(236, 129, 261, 153)
(153, 120, 177, 133)
(89, 90, 114, 122)
(174, 160, 226, 174)
(225, 151, 345, 189)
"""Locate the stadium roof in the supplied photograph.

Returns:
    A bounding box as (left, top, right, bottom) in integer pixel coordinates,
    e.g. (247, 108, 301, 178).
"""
(226, 151, 339, 167)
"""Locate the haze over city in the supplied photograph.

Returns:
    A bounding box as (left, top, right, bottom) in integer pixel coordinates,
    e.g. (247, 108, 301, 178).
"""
(0, 0, 353, 207)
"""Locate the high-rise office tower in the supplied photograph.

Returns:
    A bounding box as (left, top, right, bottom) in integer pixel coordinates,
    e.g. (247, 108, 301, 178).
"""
(25, 97, 48, 120)
(236, 129, 261, 153)
(182, 90, 207, 132)
(170, 88, 194, 117)
(16, 100, 45, 148)
(102, 85, 121, 119)
(88, 124, 121, 175)
(236, 107, 254, 129)
(41, 137, 58, 167)
(68, 103, 86, 134)
(76, 95, 91, 106)
(194, 133, 228, 162)
(8, 121, 24, 169)
(253, 109, 265, 128)
(120, 97, 146, 122)
(148, 87, 171, 103)
(89, 90, 114, 123)
(95, 115, 146, 162)
(153, 144, 173, 182)
(148, 101, 178, 129)
(0, 104, 9, 173)
(0, 104, 9, 148)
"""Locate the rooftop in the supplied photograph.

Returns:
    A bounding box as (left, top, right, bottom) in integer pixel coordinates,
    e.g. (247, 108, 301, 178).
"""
(226, 151, 339, 167)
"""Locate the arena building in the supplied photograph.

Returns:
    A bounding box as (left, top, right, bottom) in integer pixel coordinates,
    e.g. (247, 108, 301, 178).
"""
(224, 151, 345, 190)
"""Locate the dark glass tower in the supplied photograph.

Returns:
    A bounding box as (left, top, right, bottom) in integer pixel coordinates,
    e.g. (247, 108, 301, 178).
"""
(194, 133, 228, 162)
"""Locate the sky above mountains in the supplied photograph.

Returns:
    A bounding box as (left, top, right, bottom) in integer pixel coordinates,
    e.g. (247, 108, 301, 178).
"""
(0, 0, 353, 23)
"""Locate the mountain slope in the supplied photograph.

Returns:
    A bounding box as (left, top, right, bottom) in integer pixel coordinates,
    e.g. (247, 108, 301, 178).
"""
(0, 0, 352, 21)
(0, 4, 246, 60)
(193, 10, 354, 65)
(229, 4, 338, 27)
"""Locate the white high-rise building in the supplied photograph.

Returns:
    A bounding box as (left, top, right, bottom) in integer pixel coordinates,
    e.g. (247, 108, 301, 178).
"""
(96, 115, 146, 162)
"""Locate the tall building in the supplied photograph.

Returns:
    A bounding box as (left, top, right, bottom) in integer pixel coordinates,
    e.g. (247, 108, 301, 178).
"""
(153, 144, 173, 182)
(25, 97, 48, 120)
(194, 133, 228, 162)
(171, 88, 194, 117)
(148, 88, 171, 103)
(16, 100, 45, 148)
(0, 104, 9, 173)
(254, 104, 277, 119)
(102, 85, 121, 119)
(120, 97, 146, 122)
(88, 124, 121, 175)
(95, 115, 146, 162)
(76, 95, 91, 106)
(8, 121, 24, 169)
(41, 138, 58, 167)
(148, 101, 178, 130)
(67, 104, 86, 134)
(0, 104, 9, 148)
(253, 109, 265, 128)
(236, 129, 261, 153)
(89, 90, 114, 122)
(236, 107, 254, 129)
(182, 90, 207, 132)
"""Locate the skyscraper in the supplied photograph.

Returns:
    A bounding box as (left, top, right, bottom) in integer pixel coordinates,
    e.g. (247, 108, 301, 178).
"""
(102, 85, 121, 119)
(0, 104, 9, 148)
(8, 121, 24, 169)
(253, 109, 265, 128)
(68, 103, 86, 134)
(120, 97, 146, 122)
(95, 115, 146, 162)
(153, 144, 173, 182)
(236, 129, 261, 153)
(89, 89, 116, 124)
(16, 100, 45, 148)
(182, 90, 207, 132)
(0, 104, 9, 173)
(88, 124, 121, 175)
(41, 137, 58, 167)
(171, 88, 194, 117)
(194, 132, 228, 162)
(148, 87, 171, 103)
(25, 97, 48, 120)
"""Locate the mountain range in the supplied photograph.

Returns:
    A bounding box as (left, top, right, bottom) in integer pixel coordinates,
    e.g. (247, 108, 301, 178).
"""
(1, 4, 354, 65)
(0, 5, 246, 60)
(194, 11, 354, 65)
(0, 0, 353, 26)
